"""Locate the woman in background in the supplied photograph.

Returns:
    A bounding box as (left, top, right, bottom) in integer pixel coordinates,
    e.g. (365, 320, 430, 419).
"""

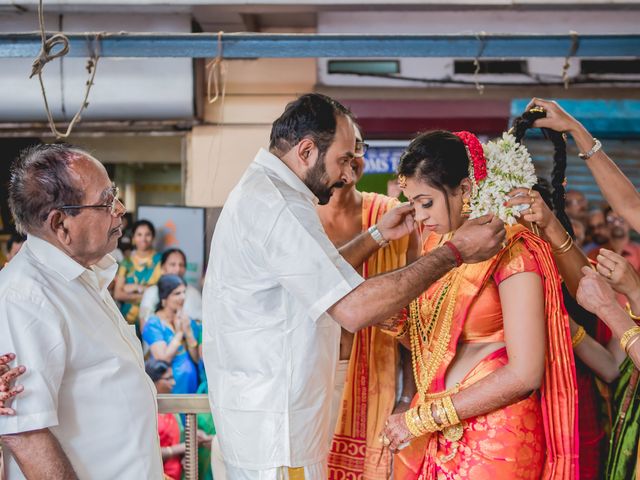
(114, 219, 162, 330)
(143, 275, 201, 394)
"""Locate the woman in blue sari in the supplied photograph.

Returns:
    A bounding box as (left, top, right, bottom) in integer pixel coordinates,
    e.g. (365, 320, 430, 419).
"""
(142, 275, 201, 394)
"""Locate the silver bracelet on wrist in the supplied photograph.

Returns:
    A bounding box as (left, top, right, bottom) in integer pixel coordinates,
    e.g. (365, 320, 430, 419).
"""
(368, 225, 389, 248)
(578, 138, 602, 160)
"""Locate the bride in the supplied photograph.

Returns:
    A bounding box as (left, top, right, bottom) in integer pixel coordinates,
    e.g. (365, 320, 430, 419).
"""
(381, 126, 578, 479)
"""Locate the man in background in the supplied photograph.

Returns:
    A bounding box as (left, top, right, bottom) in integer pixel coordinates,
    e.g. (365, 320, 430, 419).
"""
(584, 208, 610, 254)
(317, 125, 418, 479)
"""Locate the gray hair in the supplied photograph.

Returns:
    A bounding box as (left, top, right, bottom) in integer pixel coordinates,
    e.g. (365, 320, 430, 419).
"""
(9, 143, 87, 234)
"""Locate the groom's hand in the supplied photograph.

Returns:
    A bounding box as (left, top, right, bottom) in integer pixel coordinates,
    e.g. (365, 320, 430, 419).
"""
(377, 203, 416, 242)
(451, 214, 505, 263)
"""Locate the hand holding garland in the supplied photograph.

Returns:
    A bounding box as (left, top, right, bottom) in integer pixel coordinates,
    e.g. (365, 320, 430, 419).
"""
(505, 187, 591, 297)
(526, 98, 640, 233)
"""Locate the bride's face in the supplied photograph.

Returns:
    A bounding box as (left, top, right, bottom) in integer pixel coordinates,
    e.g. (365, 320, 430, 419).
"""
(402, 176, 470, 235)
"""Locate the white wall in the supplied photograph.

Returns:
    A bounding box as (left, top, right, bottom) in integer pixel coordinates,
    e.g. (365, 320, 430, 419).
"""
(0, 13, 194, 121)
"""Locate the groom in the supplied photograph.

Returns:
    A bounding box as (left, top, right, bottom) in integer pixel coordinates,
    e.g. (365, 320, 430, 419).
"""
(202, 93, 506, 479)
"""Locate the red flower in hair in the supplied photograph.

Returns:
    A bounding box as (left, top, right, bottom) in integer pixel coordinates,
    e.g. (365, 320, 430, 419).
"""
(453, 131, 487, 182)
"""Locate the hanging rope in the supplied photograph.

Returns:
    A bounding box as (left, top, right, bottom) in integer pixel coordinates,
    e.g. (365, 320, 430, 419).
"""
(30, 0, 101, 139)
(206, 31, 227, 104)
(473, 31, 487, 95)
(561, 31, 579, 90)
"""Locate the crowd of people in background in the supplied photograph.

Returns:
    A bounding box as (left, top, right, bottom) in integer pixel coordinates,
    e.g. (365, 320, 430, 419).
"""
(111, 220, 210, 479)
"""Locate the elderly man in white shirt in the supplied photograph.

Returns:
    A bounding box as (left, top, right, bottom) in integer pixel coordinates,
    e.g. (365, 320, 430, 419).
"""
(0, 144, 163, 479)
(203, 93, 506, 480)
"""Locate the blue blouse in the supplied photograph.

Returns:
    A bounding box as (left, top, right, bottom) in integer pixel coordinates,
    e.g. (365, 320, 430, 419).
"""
(143, 316, 201, 394)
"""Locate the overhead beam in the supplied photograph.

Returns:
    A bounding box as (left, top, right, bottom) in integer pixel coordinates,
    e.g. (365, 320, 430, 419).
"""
(1, 32, 639, 59)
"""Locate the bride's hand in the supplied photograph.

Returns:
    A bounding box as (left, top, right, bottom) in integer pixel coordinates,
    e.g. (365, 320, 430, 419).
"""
(505, 188, 554, 231)
(381, 411, 415, 453)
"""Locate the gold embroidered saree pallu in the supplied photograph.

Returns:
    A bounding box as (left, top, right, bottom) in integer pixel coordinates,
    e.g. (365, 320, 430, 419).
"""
(328, 193, 410, 480)
(395, 227, 578, 480)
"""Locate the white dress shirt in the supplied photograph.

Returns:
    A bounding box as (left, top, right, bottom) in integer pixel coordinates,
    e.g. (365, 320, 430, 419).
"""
(0, 236, 163, 480)
(140, 284, 203, 322)
(202, 148, 364, 470)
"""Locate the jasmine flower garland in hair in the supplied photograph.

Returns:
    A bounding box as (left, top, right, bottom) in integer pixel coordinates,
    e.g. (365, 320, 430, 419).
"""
(469, 133, 537, 225)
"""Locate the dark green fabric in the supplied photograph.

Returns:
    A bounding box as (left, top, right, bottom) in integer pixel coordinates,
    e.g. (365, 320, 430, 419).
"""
(197, 381, 215, 480)
(606, 357, 640, 480)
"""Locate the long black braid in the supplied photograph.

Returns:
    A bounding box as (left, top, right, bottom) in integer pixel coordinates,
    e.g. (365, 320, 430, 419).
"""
(511, 108, 574, 238)
(534, 178, 598, 336)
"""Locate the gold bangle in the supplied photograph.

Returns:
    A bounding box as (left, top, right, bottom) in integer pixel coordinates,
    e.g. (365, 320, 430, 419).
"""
(625, 334, 640, 355)
(418, 403, 441, 433)
(432, 400, 449, 428)
(626, 303, 640, 322)
(404, 407, 425, 437)
(552, 232, 574, 255)
(619, 326, 640, 352)
(572, 325, 587, 348)
(441, 396, 461, 426)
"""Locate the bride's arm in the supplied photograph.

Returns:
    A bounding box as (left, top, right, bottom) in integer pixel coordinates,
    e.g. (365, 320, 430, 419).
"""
(383, 270, 547, 451)
(447, 271, 545, 419)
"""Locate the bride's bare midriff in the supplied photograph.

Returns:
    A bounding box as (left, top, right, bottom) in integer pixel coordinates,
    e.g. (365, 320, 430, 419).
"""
(444, 341, 506, 390)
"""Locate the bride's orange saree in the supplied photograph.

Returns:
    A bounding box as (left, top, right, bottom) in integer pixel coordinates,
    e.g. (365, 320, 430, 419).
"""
(395, 226, 578, 480)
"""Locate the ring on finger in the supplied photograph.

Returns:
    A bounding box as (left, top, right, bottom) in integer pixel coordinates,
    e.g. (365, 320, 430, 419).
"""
(382, 434, 391, 447)
(606, 268, 613, 279)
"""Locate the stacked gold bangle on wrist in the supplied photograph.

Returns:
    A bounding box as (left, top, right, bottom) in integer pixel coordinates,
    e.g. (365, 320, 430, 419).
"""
(404, 402, 440, 437)
(626, 303, 640, 322)
(620, 326, 640, 355)
(405, 405, 428, 437)
(441, 396, 461, 425)
(418, 403, 441, 433)
(439, 396, 464, 442)
(572, 325, 586, 348)
(552, 232, 574, 255)
(404, 397, 463, 442)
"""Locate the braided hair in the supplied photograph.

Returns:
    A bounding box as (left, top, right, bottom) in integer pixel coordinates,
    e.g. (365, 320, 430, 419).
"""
(511, 109, 574, 238)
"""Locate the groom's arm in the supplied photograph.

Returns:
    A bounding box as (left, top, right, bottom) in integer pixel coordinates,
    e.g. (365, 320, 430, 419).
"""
(329, 215, 506, 333)
(2, 428, 78, 479)
(338, 203, 416, 268)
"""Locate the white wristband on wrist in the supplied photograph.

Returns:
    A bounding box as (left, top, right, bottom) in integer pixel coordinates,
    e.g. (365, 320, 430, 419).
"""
(368, 225, 389, 247)
(578, 138, 602, 160)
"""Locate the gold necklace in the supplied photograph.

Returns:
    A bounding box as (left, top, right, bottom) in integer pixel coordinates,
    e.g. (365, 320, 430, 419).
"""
(409, 268, 463, 402)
